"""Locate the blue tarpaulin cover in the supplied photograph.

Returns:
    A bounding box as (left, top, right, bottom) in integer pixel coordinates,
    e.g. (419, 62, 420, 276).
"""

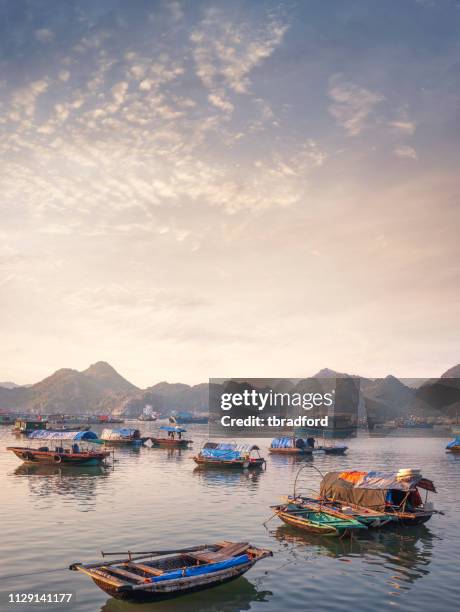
(150, 554, 250, 582)
(101, 428, 138, 440)
(270, 437, 296, 449)
(28, 430, 99, 441)
(159, 425, 187, 433)
(446, 437, 460, 449)
(200, 448, 242, 460)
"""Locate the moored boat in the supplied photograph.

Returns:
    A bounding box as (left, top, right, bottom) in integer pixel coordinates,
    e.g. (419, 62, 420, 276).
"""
(272, 502, 367, 536)
(193, 442, 265, 469)
(269, 436, 347, 455)
(283, 495, 394, 528)
(149, 426, 192, 448)
(446, 435, 460, 453)
(7, 430, 109, 465)
(12, 418, 48, 435)
(69, 541, 272, 603)
(101, 428, 143, 446)
(319, 469, 438, 525)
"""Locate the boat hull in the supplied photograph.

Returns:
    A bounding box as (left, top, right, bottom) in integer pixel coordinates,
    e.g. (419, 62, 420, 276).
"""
(269, 448, 312, 455)
(90, 563, 253, 602)
(275, 509, 341, 536)
(193, 456, 265, 469)
(150, 438, 192, 448)
(7, 447, 109, 465)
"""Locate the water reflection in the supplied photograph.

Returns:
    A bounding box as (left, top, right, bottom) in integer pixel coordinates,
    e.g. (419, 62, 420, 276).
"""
(274, 524, 435, 587)
(13, 463, 110, 510)
(100, 575, 272, 612)
(145, 447, 188, 461)
(192, 466, 264, 488)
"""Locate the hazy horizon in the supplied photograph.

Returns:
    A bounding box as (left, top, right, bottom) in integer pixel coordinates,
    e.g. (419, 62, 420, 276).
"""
(1, 1, 459, 387)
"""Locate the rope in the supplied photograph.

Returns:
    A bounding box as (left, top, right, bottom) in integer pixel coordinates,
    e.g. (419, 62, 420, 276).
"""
(0, 566, 66, 581)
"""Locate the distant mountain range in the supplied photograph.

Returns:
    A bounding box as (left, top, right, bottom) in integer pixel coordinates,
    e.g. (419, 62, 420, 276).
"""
(0, 362, 459, 418)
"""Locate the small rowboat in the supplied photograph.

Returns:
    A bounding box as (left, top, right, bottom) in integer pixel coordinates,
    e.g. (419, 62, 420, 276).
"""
(69, 541, 272, 603)
(193, 443, 265, 469)
(272, 503, 367, 537)
(7, 446, 109, 466)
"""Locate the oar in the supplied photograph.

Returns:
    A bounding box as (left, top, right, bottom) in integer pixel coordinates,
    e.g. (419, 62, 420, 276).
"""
(100, 544, 211, 558)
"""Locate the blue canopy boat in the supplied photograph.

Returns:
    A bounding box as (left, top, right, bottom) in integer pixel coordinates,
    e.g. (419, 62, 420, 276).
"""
(269, 436, 347, 455)
(193, 442, 265, 468)
(7, 430, 109, 465)
(100, 428, 143, 446)
(446, 436, 460, 453)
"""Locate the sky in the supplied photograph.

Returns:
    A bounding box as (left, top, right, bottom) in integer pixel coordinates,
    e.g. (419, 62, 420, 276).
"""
(1, 0, 459, 387)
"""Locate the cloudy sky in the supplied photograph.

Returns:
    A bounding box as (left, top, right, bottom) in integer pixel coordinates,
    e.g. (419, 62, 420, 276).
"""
(1, 0, 459, 386)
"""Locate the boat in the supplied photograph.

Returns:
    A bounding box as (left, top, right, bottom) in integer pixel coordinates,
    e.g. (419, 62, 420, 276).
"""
(101, 428, 143, 446)
(319, 470, 438, 525)
(7, 430, 109, 465)
(283, 495, 394, 528)
(193, 442, 265, 469)
(149, 426, 192, 448)
(69, 541, 272, 603)
(269, 436, 347, 455)
(11, 418, 48, 435)
(171, 411, 208, 425)
(271, 502, 367, 536)
(446, 435, 460, 453)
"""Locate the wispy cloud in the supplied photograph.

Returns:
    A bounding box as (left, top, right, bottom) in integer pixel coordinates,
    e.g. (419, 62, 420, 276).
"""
(394, 145, 418, 159)
(328, 74, 385, 136)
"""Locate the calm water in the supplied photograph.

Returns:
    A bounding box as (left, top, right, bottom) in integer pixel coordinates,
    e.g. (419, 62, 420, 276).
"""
(1, 425, 459, 612)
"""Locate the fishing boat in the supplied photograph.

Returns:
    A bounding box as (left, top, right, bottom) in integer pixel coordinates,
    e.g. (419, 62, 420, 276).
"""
(284, 495, 394, 528)
(319, 470, 438, 525)
(269, 436, 347, 455)
(149, 426, 192, 448)
(446, 435, 460, 453)
(193, 442, 266, 469)
(100, 428, 143, 446)
(11, 418, 48, 435)
(69, 541, 273, 603)
(7, 430, 109, 465)
(271, 502, 367, 536)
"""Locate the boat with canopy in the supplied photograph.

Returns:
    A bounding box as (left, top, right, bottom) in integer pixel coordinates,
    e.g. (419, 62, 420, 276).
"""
(100, 428, 143, 446)
(446, 435, 460, 453)
(7, 430, 109, 465)
(69, 541, 272, 603)
(193, 442, 265, 468)
(149, 426, 192, 448)
(319, 470, 438, 525)
(269, 436, 347, 455)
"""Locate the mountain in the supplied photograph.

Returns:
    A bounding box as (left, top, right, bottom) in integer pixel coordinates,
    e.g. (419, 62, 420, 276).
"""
(0, 381, 22, 389)
(441, 364, 460, 378)
(0, 362, 140, 415)
(123, 382, 208, 417)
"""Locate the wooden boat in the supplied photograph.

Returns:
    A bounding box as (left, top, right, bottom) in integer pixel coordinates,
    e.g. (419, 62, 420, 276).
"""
(7, 445, 110, 465)
(101, 428, 143, 446)
(11, 418, 48, 435)
(193, 443, 265, 469)
(319, 470, 438, 526)
(7, 429, 110, 465)
(269, 436, 347, 456)
(69, 541, 272, 603)
(446, 436, 460, 453)
(272, 503, 367, 537)
(149, 425, 192, 448)
(284, 495, 394, 528)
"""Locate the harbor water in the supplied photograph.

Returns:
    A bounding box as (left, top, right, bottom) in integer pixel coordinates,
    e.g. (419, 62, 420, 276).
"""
(1, 425, 459, 611)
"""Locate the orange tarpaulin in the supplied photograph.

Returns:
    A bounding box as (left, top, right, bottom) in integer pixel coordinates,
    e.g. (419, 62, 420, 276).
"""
(339, 471, 367, 485)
